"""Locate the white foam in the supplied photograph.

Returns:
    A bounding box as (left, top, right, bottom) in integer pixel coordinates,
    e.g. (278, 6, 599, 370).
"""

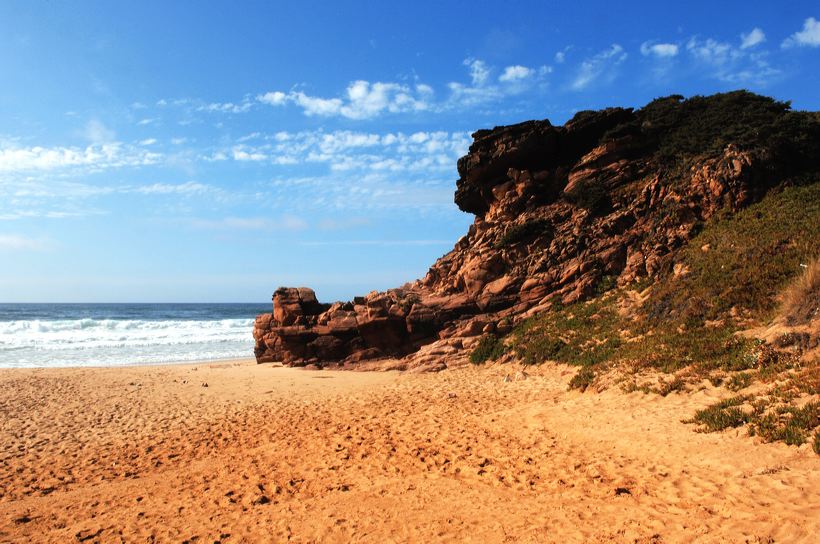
(0, 318, 255, 367)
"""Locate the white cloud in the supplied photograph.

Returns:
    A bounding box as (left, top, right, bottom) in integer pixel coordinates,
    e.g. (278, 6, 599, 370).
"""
(257, 80, 431, 120)
(0, 234, 49, 251)
(0, 143, 161, 172)
(139, 138, 157, 146)
(257, 91, 288, 106)
(290, 91, 344, 116)
(686, 36, 779, 84)
(133, 182, 209, 195)
(340, 80, 429, 119)
(137, 118, 157, 126)
(231, 146, 267, 161)
(170, 137, 187, 145)
(571, 44, 627, 90)
(267, 172, 456, 211)
(82, 120, 116, 144)
(554, 51, 566, 63)
(189, 215, 307, 230)
(499, 65, 534, 82)
(463, 58, 490, 86)
(198, 100, 252, 114)
(223, 129, 470, 173)
(640, 41, 679, 58)
(782, 17, 820, 48)
(740, 28, 766, 49)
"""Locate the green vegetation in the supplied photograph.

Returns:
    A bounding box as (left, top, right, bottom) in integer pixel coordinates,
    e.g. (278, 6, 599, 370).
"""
(685, 396, 752, 432)
(568, 366, 596, 392)
(749, 401, 819, 446)
(726, 372, 754, 392)
(469, 334, 507, 365)
(687, 396, 819, 448)
(602, 91, 820, 172)
(647, 182, 820, 325)
(563, 178, 611, 214)
(495, 219, 552, 248)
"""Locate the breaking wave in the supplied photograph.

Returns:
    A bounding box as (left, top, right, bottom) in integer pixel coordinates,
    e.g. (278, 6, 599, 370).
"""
(0, 317, 255, 367)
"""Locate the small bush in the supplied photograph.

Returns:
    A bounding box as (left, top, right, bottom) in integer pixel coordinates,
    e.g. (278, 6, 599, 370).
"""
(470, 335, 506, 365)
(726, 372, 754, 392)
(564, 178, 610, 214)
(686, 396, 751, 432)
(495, 219, 552, 248)
(658, 376, 686, 396)
(595, 275, 618, 296)
(814, 430, 820, 454)
(569, 366, 596, 392)
(517, 336, 566, 365)
(749, 402, 819, 446)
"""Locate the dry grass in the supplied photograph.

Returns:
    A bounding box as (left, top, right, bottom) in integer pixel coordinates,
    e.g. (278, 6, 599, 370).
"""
(782, 256, 820, 326)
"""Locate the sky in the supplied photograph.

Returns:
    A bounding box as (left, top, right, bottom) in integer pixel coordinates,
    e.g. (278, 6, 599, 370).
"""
(1, 1, 819, 303)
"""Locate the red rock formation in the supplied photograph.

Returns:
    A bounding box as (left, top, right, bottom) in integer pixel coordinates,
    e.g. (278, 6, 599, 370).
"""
(254, 97, 792, 369)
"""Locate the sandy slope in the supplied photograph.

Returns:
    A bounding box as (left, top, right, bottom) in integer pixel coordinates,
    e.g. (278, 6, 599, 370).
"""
(0, 361, 817, 543)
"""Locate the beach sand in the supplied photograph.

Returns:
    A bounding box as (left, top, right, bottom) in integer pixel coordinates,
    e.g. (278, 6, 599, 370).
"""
(0, 360, 817, 543)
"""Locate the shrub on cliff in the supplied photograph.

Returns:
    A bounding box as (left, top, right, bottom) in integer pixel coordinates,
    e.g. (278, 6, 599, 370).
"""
(495, 219, 553, 248)
(470, 335, 506, 364)
(602, 91, 820, 174)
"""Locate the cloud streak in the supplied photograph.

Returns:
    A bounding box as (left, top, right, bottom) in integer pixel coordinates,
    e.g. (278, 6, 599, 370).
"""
(0, 143, 161, 173)
(571, 44, 627, 90)
(0, 234, 50, 251)
(782, 17, 820, 48)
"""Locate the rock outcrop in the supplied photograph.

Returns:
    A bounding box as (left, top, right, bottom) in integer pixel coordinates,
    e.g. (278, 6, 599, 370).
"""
(254, 92, 814, 369)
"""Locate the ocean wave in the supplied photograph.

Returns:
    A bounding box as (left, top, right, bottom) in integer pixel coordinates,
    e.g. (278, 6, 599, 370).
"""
(0, 318, 254, 352)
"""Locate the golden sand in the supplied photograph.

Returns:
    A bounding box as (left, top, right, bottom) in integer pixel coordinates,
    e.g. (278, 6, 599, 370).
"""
(0, 360, 817, 543)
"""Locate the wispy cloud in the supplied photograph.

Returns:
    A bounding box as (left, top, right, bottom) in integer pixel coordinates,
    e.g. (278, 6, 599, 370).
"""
(740, 28, 766, 49)
(256, 57, 552, 119)
(82, 119, 116, 144)
(189, 215, 307, 230)
(300, 239, 452, 247)
(464, 58, 490, 86)
(571, 44, 627, 90)
(132, 181, 210, 195)
(0, 143, 161, 173)
(0, 234, 51, 251)
(686, 36, 779, 84)
(197, 99, 253, 114)
(204, 129, 470, 175)
(782, 17, 820, 48)
(499, 65, 535, 82)
(256, 80, 432, 120)
(640, 41, 679, 58)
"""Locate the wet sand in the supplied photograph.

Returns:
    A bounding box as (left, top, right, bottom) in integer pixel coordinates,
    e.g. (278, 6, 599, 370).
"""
(0, 360, 817, 543)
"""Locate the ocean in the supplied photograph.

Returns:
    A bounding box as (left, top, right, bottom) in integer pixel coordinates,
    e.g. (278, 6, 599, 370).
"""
(0, 303, 269, 368)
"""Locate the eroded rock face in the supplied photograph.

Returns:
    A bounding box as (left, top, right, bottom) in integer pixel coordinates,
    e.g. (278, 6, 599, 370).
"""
(254, 106, 785, 370)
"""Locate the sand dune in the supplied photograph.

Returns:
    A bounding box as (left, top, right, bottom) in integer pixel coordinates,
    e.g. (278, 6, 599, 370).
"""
(0, 361, 817, 543)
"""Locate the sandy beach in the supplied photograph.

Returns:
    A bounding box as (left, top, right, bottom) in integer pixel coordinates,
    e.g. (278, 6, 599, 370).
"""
(0, 360, 817, 543)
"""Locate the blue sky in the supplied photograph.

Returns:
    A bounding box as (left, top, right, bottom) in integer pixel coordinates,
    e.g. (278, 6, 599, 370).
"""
(1, 1, 818, 302)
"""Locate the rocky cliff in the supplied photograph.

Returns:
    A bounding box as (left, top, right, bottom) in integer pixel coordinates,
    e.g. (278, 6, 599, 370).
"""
(253, 91, 820, 370)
